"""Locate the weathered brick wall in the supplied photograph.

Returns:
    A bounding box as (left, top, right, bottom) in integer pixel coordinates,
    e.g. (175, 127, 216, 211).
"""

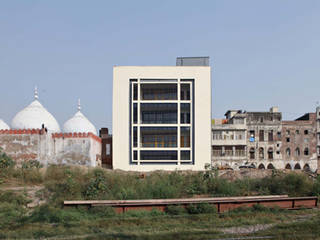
(281, 120, 317, 170)
(51, 132, 101, 167)
(0, 129, 41, 165)
(0, 130, 102, 167)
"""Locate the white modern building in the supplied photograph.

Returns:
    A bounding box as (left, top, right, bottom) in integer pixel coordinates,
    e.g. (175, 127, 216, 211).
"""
(112, 58, 211, 171)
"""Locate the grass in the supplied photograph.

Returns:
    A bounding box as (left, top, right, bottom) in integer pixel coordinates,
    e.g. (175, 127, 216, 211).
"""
(0, 206, 316, 239)
(1, 158, 320, 239)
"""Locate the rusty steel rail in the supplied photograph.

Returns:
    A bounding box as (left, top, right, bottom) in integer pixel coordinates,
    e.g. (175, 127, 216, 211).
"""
(62, 195, 318, 213)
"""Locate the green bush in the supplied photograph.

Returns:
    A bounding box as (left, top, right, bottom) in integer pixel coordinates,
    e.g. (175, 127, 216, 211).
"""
(186, 203, 217, 214)
(89, 206, 116, 217)
(0, 190, 30, 206)
(0, 148, 15, 171)
(22, 160, 43, 169)
(0, 202, 26, 228)
(28, 205, 83, 224)
(123, 208, 165, 218)
(165, 205, 187, 215)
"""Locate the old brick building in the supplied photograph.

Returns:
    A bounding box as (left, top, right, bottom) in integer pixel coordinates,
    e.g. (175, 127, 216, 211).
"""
(212, 107, 319, 172)
(246, 107, 282, 170)
(281, 113, 317, 171)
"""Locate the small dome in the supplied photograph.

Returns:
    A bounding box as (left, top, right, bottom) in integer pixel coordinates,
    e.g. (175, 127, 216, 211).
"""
(63, 99, 97, 135)
(0, 119, 10, 130)
(11, 87, 61, 132)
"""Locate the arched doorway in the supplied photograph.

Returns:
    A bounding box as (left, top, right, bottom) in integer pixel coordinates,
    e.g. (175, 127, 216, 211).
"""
(303, 164, 310, 171)
(258, 163, 265, 169)
(294, 163, 301, 170)
(267, 163, 275, 169)
(285, 163, 291, 170)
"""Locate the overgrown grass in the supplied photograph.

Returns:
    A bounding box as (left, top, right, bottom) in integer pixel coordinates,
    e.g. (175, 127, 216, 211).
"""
(1, 161, 320, 239)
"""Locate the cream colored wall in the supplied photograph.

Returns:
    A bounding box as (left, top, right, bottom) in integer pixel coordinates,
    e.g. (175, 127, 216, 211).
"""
(112, 66, 211, 171)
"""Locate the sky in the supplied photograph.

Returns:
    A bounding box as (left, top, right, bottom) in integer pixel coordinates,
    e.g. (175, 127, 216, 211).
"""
(0, 0, 320, 132)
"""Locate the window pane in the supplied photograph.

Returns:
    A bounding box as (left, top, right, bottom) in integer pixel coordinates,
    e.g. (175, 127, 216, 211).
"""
(133, 103, 137, 124)
(133, 84, 138, 100)
(141, 127, 177, 147)
(133, 127, 137, 147)
(181, 103, 190, 124)
(140, 83, 177, 100)
(141, 103, 177, 124)
(140, 151, 177, 160)
(181, 84, 190, 100)
(181, 127, 190, 147)
(181, 150, 190, 160)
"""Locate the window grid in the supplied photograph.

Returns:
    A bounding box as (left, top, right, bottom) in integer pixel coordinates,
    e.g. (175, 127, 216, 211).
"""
(130, 79, 194, 164)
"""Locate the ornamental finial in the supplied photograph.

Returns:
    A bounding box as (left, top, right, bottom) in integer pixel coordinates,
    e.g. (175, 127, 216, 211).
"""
(34, 86, 38, 100)
(78, 98, 81, 111)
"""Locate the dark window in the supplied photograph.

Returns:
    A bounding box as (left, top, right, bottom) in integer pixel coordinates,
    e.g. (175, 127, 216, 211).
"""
(133, 127, 137, 147)
(180, 103, 190, 124)
(141, 103, 177, 124)
(133, 84, 138, 100)
(259, 130, 264, 142)
(286, 148, 291, 156)
(277, 132, 281, 139)
(268, 130, 273, 141)
(286, 137, 290, 142)
(268, 148, 273, 160)
(295, 148, 300, 156)
(140, 83, 177, 100)
(180, 84, 190, 100)
(181, 127, 190, 147)
(140, 150, 177, 161)
(249, 148, 255, 159)
(133, 103, 137, 124)
(181, 151, 190, 160)
(296, 130, 300, 134)
(259, 147, 264, 159)
(304, 130, 309, 135)
(133, 151, 137, 160)
(140, 127, 177, 148)
(304, 148, 309, 156)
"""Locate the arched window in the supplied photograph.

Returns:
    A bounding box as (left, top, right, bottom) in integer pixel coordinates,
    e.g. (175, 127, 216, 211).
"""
(259, 147, 264, 159)
(303, 164, 310, 171)
(294, 163, 301, 170)
(268, 148, 273, 160)
(267, 163, 275, 169)
(250, 148, 255, 159)
(304, 148, 309, 156)
(286, 148, 291, 157)
(295, 148, 300, 157)
(258, 163, 265, 169)
(285, 163, 291, 170)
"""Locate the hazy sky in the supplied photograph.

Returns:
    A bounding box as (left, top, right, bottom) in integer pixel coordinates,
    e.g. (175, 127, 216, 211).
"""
(1, 0, 319, 132)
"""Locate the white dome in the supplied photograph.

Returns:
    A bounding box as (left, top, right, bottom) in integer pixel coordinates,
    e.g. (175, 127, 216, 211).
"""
(0, 119, 10, 130)
(11, 87, 61, 132)
(63, 100, 97, 135)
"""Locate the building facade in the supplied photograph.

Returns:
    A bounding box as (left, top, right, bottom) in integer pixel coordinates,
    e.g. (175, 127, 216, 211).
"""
(212, 107, 319, 172)
(212, 111, 247, 169)
(281, 113, 317, 171)
(113, 64, 211, 171)
(245, 107, 282, 170)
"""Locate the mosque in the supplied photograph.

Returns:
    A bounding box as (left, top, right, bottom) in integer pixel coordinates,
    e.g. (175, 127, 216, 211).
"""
(0, 87, 102, 167)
